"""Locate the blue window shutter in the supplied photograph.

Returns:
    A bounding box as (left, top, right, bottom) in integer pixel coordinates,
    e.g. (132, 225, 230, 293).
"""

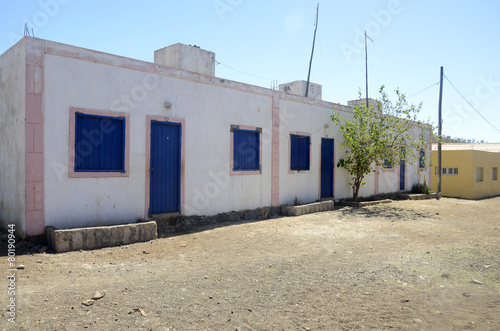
(100, 118, 124, 171)
(299, 137, 310, 170)
(75, 114, 100, 171)
(290, 135, 299, 170)
(384, 159, 392, 168)
(75, 114, 125, 172)
(291, 134, 310, 171)
(419, 149, 425, 168)
(233, 129, 260, 171)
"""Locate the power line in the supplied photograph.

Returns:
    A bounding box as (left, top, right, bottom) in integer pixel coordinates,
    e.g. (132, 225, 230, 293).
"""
(407, 81, 439, 98)
(215, 60, 280, 82)
(444, 75, 500, 134)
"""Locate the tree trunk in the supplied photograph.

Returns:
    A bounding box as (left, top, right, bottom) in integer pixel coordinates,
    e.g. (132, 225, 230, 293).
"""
(353, 174, 363, 202)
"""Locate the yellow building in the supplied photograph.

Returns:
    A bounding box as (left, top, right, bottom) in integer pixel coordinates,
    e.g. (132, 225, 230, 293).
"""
(431, 144, 500, 199)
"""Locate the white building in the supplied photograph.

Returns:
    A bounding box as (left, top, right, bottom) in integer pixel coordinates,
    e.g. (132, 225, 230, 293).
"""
(0, 37, 431, 238)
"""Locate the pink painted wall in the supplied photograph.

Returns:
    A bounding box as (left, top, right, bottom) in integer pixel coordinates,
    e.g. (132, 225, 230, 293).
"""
(25, 38, 45, 236)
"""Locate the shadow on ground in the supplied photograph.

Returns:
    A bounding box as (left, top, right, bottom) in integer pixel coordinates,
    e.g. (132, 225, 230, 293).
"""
(1, 200, 433, 257)
(336, 204, 431, 221)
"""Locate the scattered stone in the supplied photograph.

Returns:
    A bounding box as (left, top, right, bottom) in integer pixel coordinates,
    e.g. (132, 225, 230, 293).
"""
(17, 265, 25, 270)
(82, 299, 94, 306)
(29, 245, 42, 253)
(38, 246, 49, 253)
(92, 291, 106, 300)
(129, 307, 147, 316)
(142, 251, 149, 254)
(470, 280, 483, 285)
(441, 273, 450, 278)
(430, 310, 442, 315)
(36, 260, 43, 264)
(208, 296, 214, 299)
(462, 292, 471, 297)
(413, 318, 423, 323)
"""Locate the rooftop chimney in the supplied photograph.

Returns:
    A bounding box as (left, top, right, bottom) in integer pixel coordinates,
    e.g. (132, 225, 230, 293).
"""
(347, 98, 381, 110)
(154, 43, 215, 76)
(279, 80, 322, 100)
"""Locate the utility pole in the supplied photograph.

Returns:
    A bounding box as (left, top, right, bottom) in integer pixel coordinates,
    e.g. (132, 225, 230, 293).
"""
(365, 31, 373, 109)
(305, 3, 319, 97)
(437, 66, 444, 193)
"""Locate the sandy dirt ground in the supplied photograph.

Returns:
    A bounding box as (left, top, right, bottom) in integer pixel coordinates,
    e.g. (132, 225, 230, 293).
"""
(1, 197, 499, 330)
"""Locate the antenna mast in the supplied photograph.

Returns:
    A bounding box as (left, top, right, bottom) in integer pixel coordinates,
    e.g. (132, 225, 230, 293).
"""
(364, 31, 373, 109)
(305, 3, 319, 97)
(437, 66, 444, 193)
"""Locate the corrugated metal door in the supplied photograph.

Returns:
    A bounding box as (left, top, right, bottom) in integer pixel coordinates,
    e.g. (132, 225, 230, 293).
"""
(321, 138, 334, 198)
(150, 121, 181, 215)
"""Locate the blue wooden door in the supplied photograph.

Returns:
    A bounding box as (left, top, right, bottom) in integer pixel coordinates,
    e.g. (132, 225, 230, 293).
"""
(150, 121, 181, 215)
(399, 148, 405, 191)
(321, 138, 334, 198)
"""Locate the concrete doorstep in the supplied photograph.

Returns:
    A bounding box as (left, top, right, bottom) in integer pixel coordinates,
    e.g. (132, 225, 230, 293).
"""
(46, 221, 157, 253)
(282, 200, 334, 216)
(398, 192, 441, 200)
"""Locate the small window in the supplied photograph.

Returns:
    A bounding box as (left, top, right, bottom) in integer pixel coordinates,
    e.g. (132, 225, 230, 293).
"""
(75, 113, 125, 172)
(493, 167, 498, 181)
(233, 129, 260, 171)
(384, 159, 393, 169)
(290, 134, 310, 171)
(476, 167, 484, 182)
(442, 168, 447, 175)
(419, 149, 425, 168)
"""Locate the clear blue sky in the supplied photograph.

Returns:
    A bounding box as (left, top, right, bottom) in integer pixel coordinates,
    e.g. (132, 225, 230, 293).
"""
(1, 0, 499, 142)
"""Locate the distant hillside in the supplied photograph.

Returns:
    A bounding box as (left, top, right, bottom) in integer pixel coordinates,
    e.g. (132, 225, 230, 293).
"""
(431, 135, 489, 144)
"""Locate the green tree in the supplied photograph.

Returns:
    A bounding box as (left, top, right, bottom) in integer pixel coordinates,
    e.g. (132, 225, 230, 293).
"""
(331, 86, 432, 201)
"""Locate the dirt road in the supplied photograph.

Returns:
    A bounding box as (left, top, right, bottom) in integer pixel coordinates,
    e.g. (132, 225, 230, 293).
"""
(2, 197, 499, 330)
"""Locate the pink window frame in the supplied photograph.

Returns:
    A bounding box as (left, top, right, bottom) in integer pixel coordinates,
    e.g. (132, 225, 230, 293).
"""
(382, 160, 396, 173)
(288, 131, 312, 174)
(68, 107, 130, 178)
(230, 125, 262, 176)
